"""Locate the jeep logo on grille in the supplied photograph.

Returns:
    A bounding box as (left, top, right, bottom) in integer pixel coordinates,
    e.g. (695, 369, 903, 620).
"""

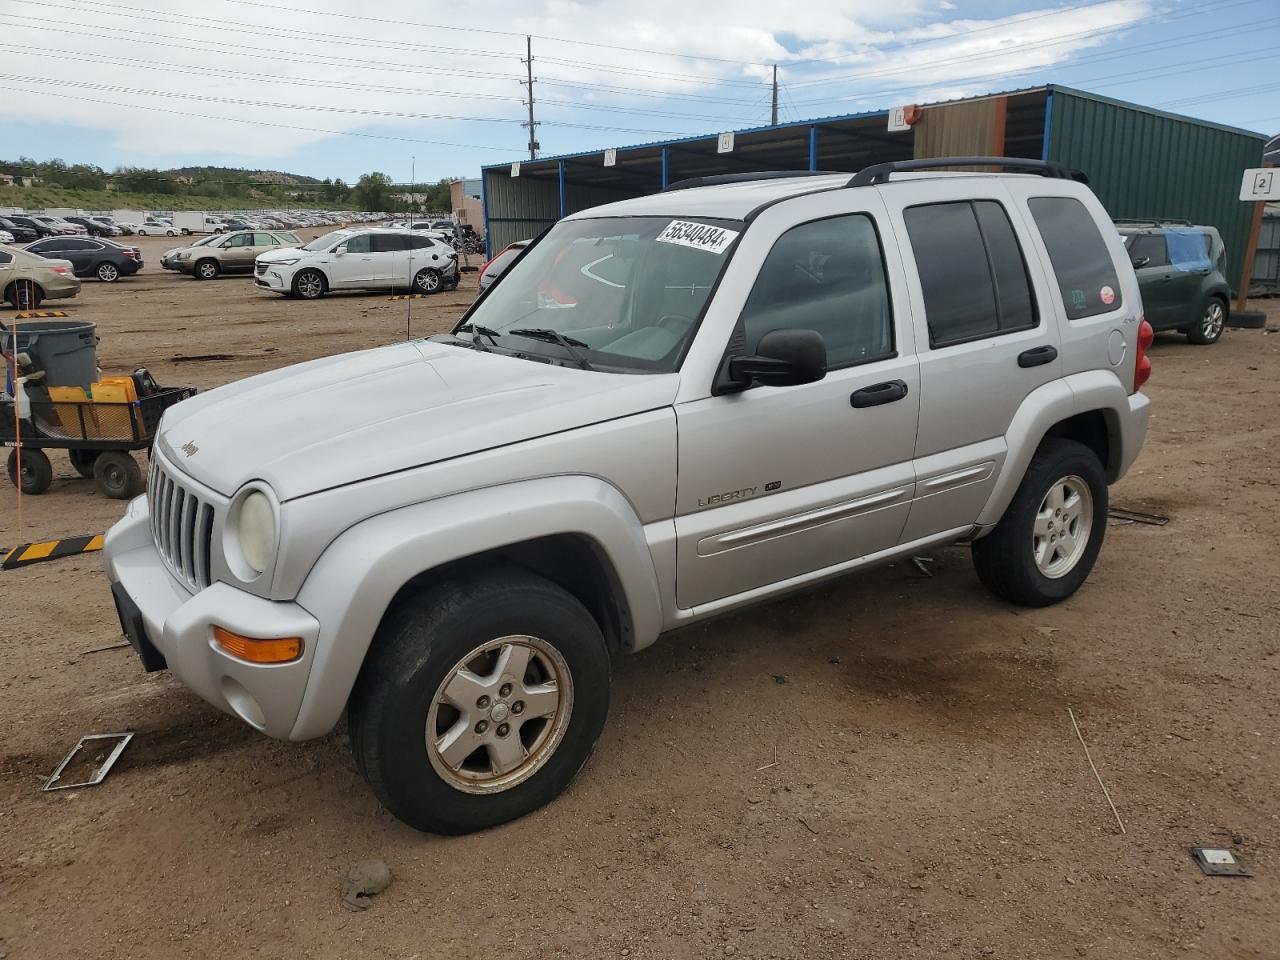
(180, 441, 199, 458)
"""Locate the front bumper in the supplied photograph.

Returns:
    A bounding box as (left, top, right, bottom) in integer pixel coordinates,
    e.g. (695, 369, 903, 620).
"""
(255, 266, 290, 291)
(103, 496, 321, 739)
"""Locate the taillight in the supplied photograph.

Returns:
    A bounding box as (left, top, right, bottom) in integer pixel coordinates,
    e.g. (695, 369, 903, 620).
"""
(50, 265, 70, 274)
(1133, 315, 1154, 393)
(478, 243, 513, 280)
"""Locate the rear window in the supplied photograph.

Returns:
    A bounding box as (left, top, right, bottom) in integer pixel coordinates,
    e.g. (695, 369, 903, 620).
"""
(1128, 235, 1168, 268)
(1028, 197, 1122, 319)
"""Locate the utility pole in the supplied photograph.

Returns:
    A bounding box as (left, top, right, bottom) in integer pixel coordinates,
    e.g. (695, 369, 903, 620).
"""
(770, 64, 778, 126)
(521, 35, 539, 160)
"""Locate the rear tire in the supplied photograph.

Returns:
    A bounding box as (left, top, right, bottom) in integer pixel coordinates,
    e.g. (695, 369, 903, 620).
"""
(93, 451, 143, 500)
(69, 448, 100, 479)
(349, 569, 611, 834)
(96, 262, 120, 282)
(4, 282, 43, 310)
(8, 449, 53, 494)
(1187, 297, 1226, 345)
(972, 438, 1108, 607)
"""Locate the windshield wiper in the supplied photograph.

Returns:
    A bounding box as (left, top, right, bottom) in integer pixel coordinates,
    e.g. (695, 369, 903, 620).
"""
(508, 328, 594, 371)
(456, 322, 501, 352)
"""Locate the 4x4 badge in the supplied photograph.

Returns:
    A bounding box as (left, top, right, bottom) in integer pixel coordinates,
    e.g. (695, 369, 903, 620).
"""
(181, 441, 199, 458)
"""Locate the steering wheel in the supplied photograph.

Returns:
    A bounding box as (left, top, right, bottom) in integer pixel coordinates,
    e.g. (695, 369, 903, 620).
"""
(657, 314, 695, 333)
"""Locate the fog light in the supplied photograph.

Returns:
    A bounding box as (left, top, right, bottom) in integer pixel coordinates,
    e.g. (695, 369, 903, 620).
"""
(213, 626, 302, 664)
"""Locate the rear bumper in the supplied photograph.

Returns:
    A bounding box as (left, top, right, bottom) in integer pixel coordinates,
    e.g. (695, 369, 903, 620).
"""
(43, 277, 81, 299)
(1113, 390, 1151, 481)
(103, 496, 321, 740)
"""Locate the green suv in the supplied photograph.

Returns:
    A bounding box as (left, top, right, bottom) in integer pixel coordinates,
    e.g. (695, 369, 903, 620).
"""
(1117, 220, 1230, 344)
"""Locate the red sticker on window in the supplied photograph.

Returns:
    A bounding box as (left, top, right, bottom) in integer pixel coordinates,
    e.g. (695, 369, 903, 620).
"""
(1100, 285, 1116, 306)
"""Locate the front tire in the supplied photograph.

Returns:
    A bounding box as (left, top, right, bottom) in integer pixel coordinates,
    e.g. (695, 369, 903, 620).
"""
(349, 570, 611, 834)
(292, 269, 326, 299)
(194, 259, 219, 281)
(413, 267, 442, 294)
(972, 438, 1108, 607)
(1187, 297, 1226, 345)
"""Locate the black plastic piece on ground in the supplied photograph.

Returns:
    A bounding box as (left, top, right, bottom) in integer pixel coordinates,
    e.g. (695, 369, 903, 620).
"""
(1226, 310, 1266, 329)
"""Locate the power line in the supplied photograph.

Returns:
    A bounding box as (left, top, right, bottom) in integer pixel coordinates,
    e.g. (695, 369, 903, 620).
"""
(0, 43, 761, 123)
(787, 0, 1263, 90)
(0, 84, 515, 151)
(0, 73, 695, 135)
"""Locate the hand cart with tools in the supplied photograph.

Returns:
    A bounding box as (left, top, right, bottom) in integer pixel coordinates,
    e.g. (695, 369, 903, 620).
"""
(3, 375, 196, 499)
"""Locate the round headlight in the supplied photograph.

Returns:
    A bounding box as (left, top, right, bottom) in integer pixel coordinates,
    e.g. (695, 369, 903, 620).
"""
(237, 491, 276, 574)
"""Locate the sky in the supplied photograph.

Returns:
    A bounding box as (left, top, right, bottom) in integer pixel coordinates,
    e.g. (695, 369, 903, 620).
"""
(0, 0, 1276, 183)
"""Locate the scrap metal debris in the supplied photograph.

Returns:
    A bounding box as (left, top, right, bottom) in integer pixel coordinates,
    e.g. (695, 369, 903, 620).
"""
(1190, 847, 1251, 877)
(911, 556, 935, 577)
(1108, 508, 1169, 527)
(43, 733, 133, 792)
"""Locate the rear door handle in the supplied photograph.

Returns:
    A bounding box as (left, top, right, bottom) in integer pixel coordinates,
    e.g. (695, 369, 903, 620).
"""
(1018, 345, 1058, 368)
(850, 380, 909, 408)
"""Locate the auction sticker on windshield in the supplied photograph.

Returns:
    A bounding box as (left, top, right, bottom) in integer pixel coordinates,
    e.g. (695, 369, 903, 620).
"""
(655, 220, 739, 255)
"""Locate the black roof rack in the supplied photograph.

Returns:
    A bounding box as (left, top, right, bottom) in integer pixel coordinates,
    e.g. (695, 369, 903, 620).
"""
(847, 156, 1087, 187)
(663, 170, 841, 192)
(1113, 217, 1193, 227)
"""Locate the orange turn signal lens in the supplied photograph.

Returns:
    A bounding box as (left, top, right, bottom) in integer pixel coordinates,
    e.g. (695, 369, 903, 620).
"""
(213, 626, 302, 664)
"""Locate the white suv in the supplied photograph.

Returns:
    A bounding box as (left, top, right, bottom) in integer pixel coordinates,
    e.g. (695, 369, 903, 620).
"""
(254, 228, 460, 299)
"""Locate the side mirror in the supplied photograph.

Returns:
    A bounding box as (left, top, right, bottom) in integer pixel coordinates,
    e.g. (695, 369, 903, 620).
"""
(728, 329, 827, 388)
(1132, 256, 1150, 268)
(334, 246, 346, 256)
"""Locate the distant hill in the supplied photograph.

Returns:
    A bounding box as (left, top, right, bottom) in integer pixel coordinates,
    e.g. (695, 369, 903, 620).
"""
(165, 166, 324, 186)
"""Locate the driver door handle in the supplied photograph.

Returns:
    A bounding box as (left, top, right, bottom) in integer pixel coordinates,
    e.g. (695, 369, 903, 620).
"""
(850, 380, 909, 408)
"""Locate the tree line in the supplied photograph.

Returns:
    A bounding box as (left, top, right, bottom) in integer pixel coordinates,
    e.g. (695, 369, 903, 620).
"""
(1, 159, 456, 212)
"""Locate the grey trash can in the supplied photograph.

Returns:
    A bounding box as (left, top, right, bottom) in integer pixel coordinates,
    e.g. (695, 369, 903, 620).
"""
(2, 319, 99, 389)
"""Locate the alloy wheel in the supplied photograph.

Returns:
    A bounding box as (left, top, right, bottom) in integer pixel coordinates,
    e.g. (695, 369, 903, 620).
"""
(98, 263, 119, 282)
(1202, 301, 1224, 341)
(1033, 475, 1093, 579)
(425, 635, 573, 795)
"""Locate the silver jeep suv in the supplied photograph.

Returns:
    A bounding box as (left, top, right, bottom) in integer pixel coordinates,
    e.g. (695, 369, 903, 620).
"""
(104, 157, 1152, 834)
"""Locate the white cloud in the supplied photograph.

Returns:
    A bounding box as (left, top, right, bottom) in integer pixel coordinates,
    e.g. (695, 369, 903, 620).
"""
(0, 0, 1153, 165)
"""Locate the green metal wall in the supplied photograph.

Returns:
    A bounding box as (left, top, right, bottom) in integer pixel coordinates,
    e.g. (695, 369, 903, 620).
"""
(1046, 88, 1265, 290)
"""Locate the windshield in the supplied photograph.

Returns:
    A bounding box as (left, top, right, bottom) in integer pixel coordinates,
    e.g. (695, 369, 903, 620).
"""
(459, 216, 741, 373)
(303, 230, 348, 251)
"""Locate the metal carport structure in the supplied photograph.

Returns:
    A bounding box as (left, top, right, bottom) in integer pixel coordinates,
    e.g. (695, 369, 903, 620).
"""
(482, 85, 1266, 290)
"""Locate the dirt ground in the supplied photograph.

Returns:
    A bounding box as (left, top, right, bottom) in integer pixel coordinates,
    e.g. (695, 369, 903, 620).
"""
(2, 233, 1277, 959)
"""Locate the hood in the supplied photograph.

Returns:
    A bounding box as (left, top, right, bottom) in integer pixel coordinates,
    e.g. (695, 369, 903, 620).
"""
(258, 246, 313, 264)
(157, 340, 679, 500)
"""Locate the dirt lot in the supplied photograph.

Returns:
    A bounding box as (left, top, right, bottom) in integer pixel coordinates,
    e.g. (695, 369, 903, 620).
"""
(2, 235, 1277, 959)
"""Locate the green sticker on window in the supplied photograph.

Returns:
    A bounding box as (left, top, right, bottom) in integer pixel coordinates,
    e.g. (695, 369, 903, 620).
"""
(1071, 289, 1087, 311)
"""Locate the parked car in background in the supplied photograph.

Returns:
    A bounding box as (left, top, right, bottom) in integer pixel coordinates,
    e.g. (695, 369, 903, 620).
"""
(1117, 220, 1230, 344)
(31, 216, 88, 236)
(477, 239, 530, 291)
(162, 233, 219, 270)
(0, 217, 38, 243)
(255, 228, 459, 298)
(0, 230, 12, 245)
(0, 243, 81, 307)
(172, 229, 302, 279)
(65, 216, 121, 237)
(88, 215, 130, 235)
(5, 216, 58, 239)
(25, 236, 143, 282)
(136, 219, 179, 237)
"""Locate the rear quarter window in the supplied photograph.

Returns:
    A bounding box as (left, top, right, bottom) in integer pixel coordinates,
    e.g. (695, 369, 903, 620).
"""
(1028, 197, 1122, 320)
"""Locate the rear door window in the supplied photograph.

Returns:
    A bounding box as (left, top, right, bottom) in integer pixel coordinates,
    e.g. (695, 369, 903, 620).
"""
(1028, 197, 1122, 319)
(904, 200, 1037, 347)
(1128, 235, 1168, 268)
(370, 234, 409, 253)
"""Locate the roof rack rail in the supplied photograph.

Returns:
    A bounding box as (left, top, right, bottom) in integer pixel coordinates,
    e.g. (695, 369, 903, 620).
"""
(1113, 217, 1193, 226)
(663, 170, 840, 192)
(848, 156, 1087, 187)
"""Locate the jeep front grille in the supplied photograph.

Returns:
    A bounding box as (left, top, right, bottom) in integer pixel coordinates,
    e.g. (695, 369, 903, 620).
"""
(148, 458, 215, 591)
